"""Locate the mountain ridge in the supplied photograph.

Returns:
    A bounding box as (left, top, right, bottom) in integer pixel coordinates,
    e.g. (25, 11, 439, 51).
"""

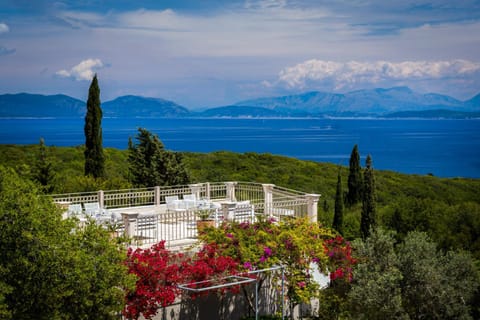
(235, 86, 473, 116)
(102, 95, 189, 118)
(0, 87, 479, 119)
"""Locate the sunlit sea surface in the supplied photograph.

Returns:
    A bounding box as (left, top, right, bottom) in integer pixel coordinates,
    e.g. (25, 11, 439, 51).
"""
(0, 118, 478, 178)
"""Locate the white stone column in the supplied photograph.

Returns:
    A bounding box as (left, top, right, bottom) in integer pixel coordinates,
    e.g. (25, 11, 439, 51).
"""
(98, 190, 104, 209)
(205, 182, 211, 200)
(189, 183, 203, 200)
(225, 182, 237, 202)
(305, 194, 320, 223)
(122, 212, 139, 239)
(262, 184, 275, 217)
(154, 186, 161, 206)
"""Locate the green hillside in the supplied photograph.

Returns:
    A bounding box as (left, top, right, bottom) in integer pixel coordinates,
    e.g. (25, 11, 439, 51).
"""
(1, 144, 479, 259)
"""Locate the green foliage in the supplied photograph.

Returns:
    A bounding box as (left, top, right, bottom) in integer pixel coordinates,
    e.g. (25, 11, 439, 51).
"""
(128, 128, 189, 187)
(0, 144, 130, 193)
(183, 151, 340, 196)
(397, 232, 478, 319)
(333, 171, 344, 235)
(0, 166, 135, 319)
(0, 266, 12, 319)
(33, 138, 55, 193)
(348, 229, 405, 320)
(346, 145, 363, 207)
(360, 155, 376, 239)
(199, 218, 336, 314)
(348, 229, 479, 320)
(84, 74, 105, 178)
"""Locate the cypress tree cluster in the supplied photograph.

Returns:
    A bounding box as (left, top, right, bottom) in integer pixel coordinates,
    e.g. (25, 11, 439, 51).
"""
(346, 144, 363, 207)
(84, 74, 105, 178)
(361, 154, 377, 239)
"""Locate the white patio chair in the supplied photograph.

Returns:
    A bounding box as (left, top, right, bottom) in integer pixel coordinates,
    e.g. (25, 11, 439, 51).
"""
(67, 203, 83, 218)
(83, 202, 111, 222)
(182, 194, 197, 209)
(165, 195, 186, 212)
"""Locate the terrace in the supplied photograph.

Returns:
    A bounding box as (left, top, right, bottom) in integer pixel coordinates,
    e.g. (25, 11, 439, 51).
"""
(52, 181, 320, 249)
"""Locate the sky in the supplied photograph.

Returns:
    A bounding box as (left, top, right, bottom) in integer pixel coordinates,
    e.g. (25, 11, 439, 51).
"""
(0, 0, 479, 109)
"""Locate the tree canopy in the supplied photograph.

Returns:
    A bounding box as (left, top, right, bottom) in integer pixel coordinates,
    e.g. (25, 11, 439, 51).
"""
(333, 171, 344, 235)
(84, 74, 105, 179)
(0, 165, 134, 319)
(346, 145, 363, 207)
(348, 229, 479, 320)
(128, 128, 189, 187)
(33, 137, 55, 193)
(360, 155, 376, 239)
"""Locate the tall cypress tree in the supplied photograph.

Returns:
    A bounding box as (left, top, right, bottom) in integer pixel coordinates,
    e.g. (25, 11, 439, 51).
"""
(34, 137, 55, 193)
(84, 74, 105, 178)
(361, 154, 376, 239)
(333, 171, 344, 235)
(346, 144, 363, 206)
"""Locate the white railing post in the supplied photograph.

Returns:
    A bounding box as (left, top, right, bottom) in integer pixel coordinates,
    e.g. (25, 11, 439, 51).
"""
(225, 182, 237, 202)
(189, 183, 203, 200)
(154, 186, 161, 206)
(98, 190, 104, 208)
(305, 194, 320, 223)
(122, 212, 139, 239)
(205, 182, 211, 200)
(262, 184, 275, 217)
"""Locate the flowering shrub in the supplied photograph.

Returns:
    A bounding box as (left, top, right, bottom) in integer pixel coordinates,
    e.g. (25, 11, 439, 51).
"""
(198, 217, 350, 312)
(124, 241, 187, 319)
(183, 243, 240, 297)
(323, 236, 357, 282)
(124, 219, 357, 319)
(124, 242, 240, 319)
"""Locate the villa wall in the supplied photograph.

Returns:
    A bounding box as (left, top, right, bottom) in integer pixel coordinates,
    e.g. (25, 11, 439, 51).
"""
(137, 276, 321, 320)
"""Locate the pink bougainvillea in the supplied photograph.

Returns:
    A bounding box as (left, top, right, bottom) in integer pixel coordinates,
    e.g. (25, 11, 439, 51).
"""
(323, 235, 357, 282)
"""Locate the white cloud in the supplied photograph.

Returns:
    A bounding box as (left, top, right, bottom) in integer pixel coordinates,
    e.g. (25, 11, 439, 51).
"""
(56, 58, 104, 81)
(244, 0, 287, 9)
(274, 59, 480, 90)
(0, 23, 9, 34)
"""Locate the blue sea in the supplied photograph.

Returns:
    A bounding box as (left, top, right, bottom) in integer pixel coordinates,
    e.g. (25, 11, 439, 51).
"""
(0, 118, 479, 178)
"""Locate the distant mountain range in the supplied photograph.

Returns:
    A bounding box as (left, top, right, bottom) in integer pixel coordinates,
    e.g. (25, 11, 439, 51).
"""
(102, 95, 189, 118)
(230, 87, 480, 118)
(0, 87, 479, 119)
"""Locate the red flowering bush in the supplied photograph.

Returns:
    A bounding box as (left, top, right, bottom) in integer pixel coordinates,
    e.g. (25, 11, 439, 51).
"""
(323, 235, 357, 282)
(124, 242, 240, 319)
(124, 241, 187, 319)
(183, 243, 241, 297)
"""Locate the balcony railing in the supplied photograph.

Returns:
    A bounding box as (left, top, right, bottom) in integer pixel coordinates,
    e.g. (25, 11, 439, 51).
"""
(52, 182, 320, 248)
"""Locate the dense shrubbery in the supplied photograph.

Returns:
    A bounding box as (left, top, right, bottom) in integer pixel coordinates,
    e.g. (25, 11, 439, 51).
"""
(0, 165, 135, 319)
